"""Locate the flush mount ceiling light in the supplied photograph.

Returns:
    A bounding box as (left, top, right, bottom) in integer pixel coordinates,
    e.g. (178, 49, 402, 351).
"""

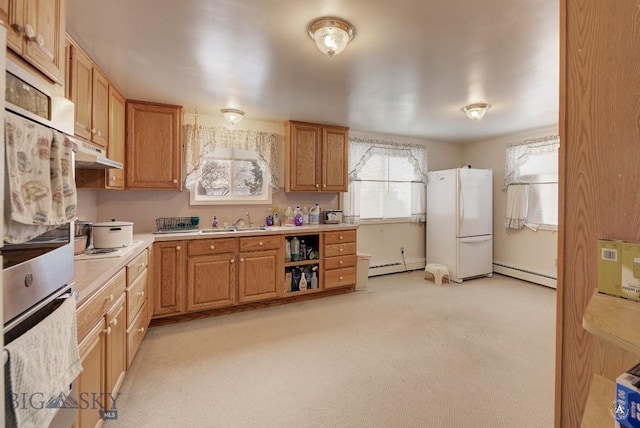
(308, 16, 356, 57)
(220, 108, 245, 125)
(462, 103, 491, 121)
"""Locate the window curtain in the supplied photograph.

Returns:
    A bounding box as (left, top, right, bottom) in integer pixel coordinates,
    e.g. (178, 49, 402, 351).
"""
(184, 123, 279, 191)
(503, 135, 559, 190)
(503, 135, 559, 229)
(342, 137, 428, 224)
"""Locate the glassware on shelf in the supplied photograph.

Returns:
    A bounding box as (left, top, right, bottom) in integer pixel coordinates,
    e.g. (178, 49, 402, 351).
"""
(285, 238, 292, 262)
(291, 237, 301, 261)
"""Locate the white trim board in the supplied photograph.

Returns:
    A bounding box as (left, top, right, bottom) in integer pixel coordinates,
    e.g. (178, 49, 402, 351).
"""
(493, 263, 557, 289)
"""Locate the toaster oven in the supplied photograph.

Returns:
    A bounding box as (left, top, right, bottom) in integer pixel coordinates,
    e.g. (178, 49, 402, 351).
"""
(323, 209, 343, 224)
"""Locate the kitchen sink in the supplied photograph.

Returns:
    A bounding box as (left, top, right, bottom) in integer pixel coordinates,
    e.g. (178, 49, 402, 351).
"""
(233, 226, 270, 232)
(199, 229, 235, 234)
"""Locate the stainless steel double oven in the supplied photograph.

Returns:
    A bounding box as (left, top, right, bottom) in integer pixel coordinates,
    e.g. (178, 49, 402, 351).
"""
(2, 57, 78, 427)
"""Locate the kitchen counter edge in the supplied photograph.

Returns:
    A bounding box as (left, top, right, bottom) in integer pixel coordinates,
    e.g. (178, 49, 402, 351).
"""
(151, 224, 358, 241)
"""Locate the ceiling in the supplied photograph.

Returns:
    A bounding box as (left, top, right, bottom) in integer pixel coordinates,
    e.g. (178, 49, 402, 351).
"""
(66, 0, 559, 143)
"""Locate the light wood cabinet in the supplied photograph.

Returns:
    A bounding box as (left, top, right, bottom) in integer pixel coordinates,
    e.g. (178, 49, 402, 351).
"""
(5, 0, 65, 84)
(106, 86, 126, 189)
(152, 241, 186, 317)
(239, 249, 280, 303)
(75, 319, 106, 428)
(284, 120, 349, 192)
(105, 294, 126, 407)
(187, 253, 236, 311)
(0, 1, 9, 28)
(126, 101, 183, 190)
(323, 230, 356, 289)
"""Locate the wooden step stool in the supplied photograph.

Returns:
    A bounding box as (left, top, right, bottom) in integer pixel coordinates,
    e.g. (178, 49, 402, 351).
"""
(424, 263, 450, 285)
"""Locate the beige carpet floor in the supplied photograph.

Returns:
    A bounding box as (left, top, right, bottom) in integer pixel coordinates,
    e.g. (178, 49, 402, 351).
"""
(106, 271, 556, 428)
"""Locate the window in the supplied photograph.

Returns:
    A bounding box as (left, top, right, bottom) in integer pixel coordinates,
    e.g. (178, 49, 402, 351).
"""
(504, 136, 559, 229)
(189, 148, 271, 205)
(342, 138, 428, 223)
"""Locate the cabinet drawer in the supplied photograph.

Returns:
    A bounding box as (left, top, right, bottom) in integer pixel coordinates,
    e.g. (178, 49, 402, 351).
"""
(324, 230, 356, 245)
(188, 238, 237, 256)
(324, 267, 356, 289)
(240, 235, 281, 251)
(126, 249, 148, 286)
(127, 300, 149, 368)
(324, 254, 356, 271)
(324, 242, 357, 258)
(126, 268, 148, 326)
(77, 269, 126, 342)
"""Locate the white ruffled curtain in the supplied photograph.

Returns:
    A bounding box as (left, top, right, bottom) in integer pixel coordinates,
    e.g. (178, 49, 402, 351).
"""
(503, 135, 559, 229)
(184, 124, 279, 190)
(342, 137, 428, 224)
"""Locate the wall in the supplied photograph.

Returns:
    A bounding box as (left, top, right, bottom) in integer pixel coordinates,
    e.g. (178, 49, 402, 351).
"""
(462, 126, 559, 287)
(352, 131, 462, 275)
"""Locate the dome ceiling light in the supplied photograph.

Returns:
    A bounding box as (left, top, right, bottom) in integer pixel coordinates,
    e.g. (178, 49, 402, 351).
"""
(220, 108, 245, 125)
(462, 103, 491, 121)
(308, 17, 356, 58)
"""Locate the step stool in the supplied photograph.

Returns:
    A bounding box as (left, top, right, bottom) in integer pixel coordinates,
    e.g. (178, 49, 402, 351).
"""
(424, 263, 450, 285)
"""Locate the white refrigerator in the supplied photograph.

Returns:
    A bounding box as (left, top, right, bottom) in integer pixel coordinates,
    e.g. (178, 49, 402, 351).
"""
(426, 168, 493, 283)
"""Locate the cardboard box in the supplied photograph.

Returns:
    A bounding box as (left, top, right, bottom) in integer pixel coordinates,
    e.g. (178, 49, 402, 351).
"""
(598, 239, 623, 298)
(622, 242, 640, 302)
(615, 363, 640, 427)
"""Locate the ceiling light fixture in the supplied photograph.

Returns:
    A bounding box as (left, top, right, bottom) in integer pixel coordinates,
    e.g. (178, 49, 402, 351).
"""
(308, 17, 355, 57)
(220, 108, 245, 125)
(462, 103, 491, 121)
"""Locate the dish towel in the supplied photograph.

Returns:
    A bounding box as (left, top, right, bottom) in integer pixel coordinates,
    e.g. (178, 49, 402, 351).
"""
(505, 184, 529, 229)
(4, 297, 83, 428)
(4, 111, 77, 244)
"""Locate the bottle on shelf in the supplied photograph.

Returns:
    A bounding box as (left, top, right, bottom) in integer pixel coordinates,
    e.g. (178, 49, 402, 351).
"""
(273, 211, 281, 226)
(284, 271, 292, 292)
(311, 269, 318, 289)
(300, 240, 306, 260)
(291, 237, 300, 261)
(285, 206, 294, 226)
(294, 206, 303, 226)
(212, 216, 218, 228)
(310, 203, 320, 225)
(285, 238, 291, 262)
(302, 206, 309, 224)
(291, 267, 301, 292)
(299, 273, 308, 290)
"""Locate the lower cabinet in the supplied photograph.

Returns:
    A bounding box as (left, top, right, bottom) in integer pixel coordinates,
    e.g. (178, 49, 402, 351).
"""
(187, 253, 236, 311)
(153, 240, 185, 317)
(238, 235, 282, 303)
(76, 319, 106, 428)
(105, 295, 127, 406)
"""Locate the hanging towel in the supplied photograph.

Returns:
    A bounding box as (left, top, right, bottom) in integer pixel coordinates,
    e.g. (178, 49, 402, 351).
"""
(4, 297, 82, 428)
(505, 184, 529, 229)
(4, 111, 77, 243)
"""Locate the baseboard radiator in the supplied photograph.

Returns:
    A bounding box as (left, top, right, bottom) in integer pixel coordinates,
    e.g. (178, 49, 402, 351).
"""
(369, 259, 426, 276)
(493, 262, 557, 289)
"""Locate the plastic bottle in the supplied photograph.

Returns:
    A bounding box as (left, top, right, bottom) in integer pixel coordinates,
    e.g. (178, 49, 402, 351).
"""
(273, 212, 281, 226)
(310, 203, 320, 225)
(212, 216, 218, 228)
(285, 239, 291, 262)
(294, 206, 303, 226)
(311, 271, 318, 289)
(285, 206, 294, 226)
(302, 206, 309, 224)
(291, 237, 300, 261)
(299, 273, 308, 290)
(266, 208, 273, 227)
(300, 240, 306, 260)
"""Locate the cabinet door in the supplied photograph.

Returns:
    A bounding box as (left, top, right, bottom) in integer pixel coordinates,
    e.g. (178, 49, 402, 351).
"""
(286, 122, 321, 191)
(153, 241, 186, 317)
(23, 0, 65, 84)
(70, 44, 92, 141)
(187, 253, 236, 311)
(126, 101, 183, 190)
(91, 68, 109, 148)
(321, 126, 349, 192)
(0, 0, 9, 25)
(106, 86, 125, 189)
(238, 249, 280, 303)
(6, 0, 25, 58)
(105, 295, 126, 404)
(76, 319, 106, 428)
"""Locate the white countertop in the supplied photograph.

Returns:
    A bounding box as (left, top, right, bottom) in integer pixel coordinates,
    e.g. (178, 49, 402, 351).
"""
(151, 223, 358, 241)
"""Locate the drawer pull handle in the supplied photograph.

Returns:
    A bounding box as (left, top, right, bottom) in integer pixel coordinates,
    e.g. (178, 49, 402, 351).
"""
(339, 248, 344, 252)
(340, 236, 343, 240)
(139, 291, 145, 298)
(138, 327, 145, 333)
(173, 179, 178, 184)
(259, 242, 263, 246)
(103, 327, 112, 335)
(240, 258, 244, 262)
(210, 245, 215, 250)
(230, 259, 235, 264)
(339, 260, 343, 265)
(339, 276, 343, 280)
(176, 245, 181, 251)
(110, 318, 118, 327)
(315, 184, 319, 188)
(105, 294, 114, 302)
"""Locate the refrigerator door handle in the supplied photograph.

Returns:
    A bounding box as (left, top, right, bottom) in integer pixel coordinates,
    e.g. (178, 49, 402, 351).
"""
(458, 175, 464, 231)
(459, 235, 492, 243)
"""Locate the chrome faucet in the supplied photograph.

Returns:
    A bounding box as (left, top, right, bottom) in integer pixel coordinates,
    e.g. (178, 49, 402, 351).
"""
(232, 212, 251, 228)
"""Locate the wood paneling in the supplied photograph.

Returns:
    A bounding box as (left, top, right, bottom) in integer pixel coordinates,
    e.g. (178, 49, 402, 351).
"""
(558, 0, 640, 427)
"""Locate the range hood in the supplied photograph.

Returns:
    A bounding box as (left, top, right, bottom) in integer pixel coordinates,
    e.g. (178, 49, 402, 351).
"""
(74, 139, 123, 169)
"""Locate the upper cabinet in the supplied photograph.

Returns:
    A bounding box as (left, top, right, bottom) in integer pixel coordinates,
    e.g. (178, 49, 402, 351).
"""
(5, 0, 65, 85)
(126, 101, 183, 190)
(284, 120, 349, 192)
(106, 86, 125, 189)
(68, 39, 108, 149)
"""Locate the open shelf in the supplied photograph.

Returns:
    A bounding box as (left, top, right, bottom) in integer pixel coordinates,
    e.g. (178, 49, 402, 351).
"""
(285, 259, 320, 268)
(581, 374, 615, 428)
(284, 287, 324, 297)
(583, 290, 640, 355)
